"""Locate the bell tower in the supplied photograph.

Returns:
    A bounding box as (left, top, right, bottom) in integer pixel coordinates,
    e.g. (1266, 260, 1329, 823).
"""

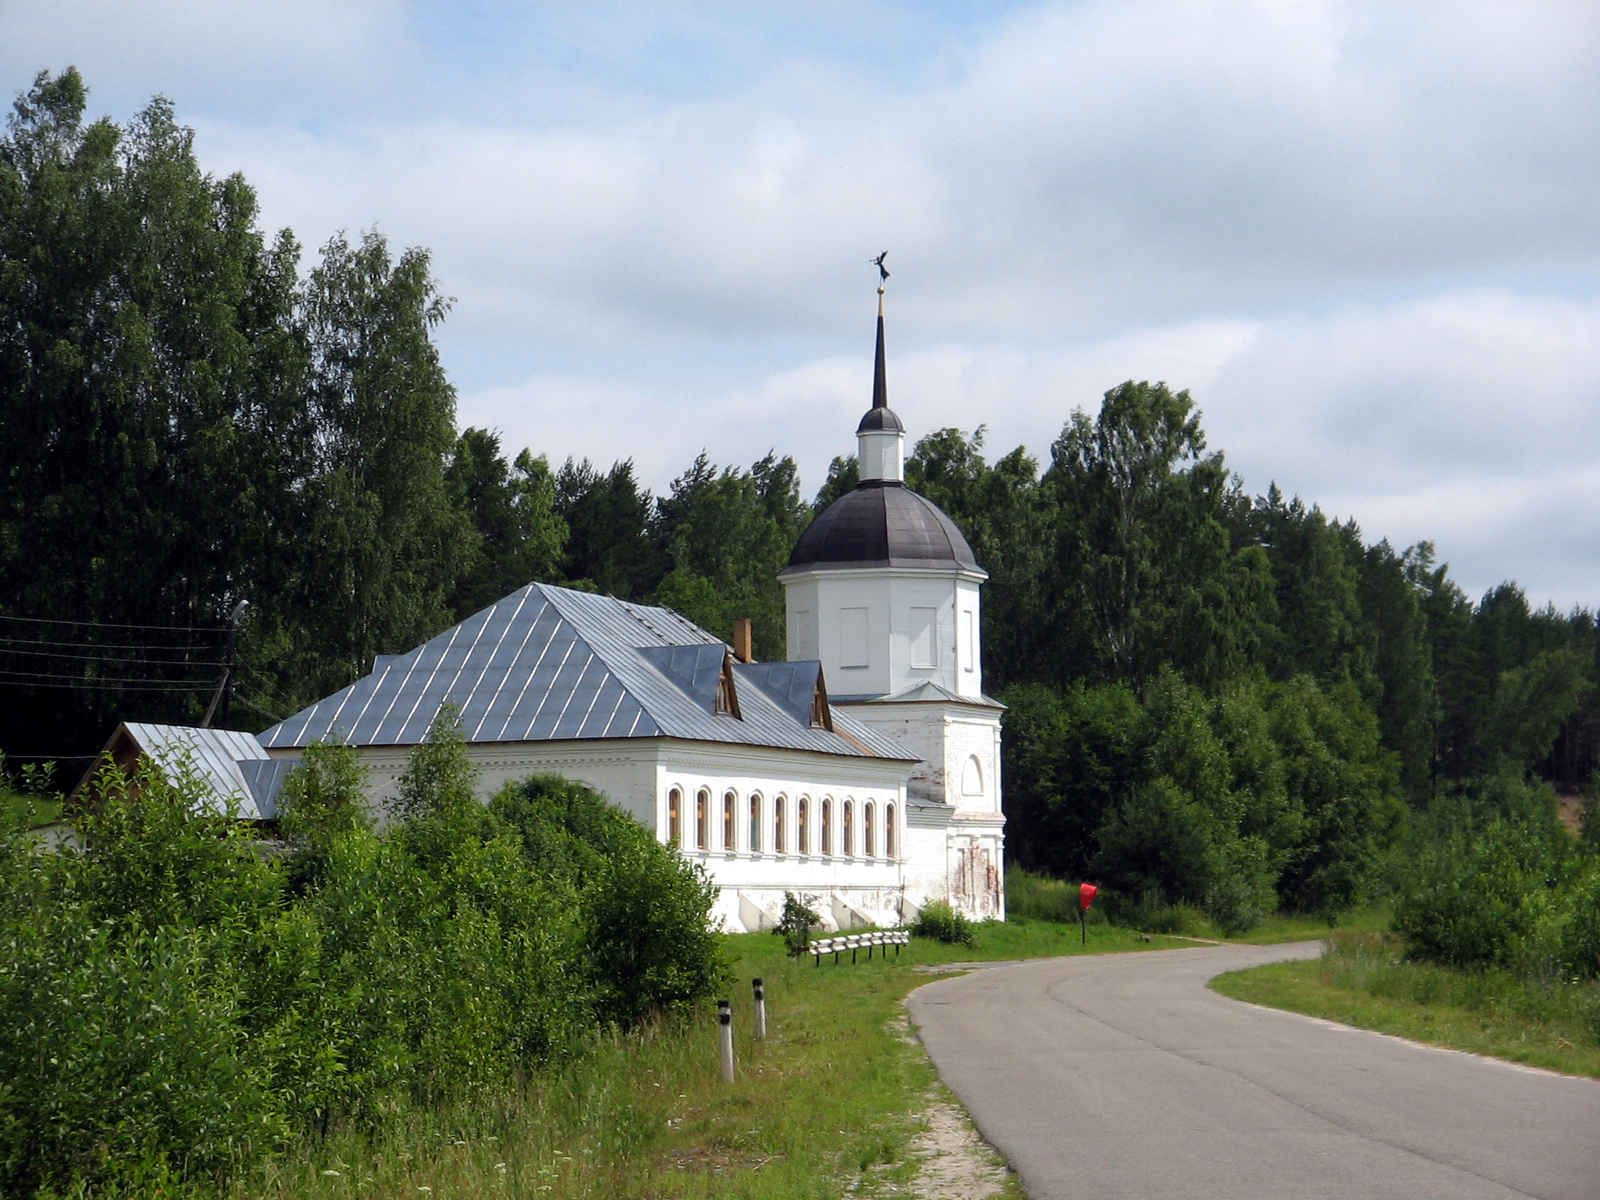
(777, 274, 1006, 919)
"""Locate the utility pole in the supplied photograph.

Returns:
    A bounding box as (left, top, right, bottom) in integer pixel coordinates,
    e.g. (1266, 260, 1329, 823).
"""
(202, 599, 250, 728)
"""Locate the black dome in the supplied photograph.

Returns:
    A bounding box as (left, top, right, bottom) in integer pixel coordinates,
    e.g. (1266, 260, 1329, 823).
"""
(856, 405, 905, 433)
(781, 481, 982, 574)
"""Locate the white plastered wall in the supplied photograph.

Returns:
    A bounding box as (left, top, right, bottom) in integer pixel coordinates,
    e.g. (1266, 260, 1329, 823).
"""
(783, 567, 985, 700)
(269, 736, 923, 931)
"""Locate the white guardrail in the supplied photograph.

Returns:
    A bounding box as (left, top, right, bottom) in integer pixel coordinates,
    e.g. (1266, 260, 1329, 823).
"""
(808, 930, 910, 965)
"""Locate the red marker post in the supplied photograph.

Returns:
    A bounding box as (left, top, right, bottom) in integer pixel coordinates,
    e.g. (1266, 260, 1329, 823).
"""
(1079, 883, 1098, 946)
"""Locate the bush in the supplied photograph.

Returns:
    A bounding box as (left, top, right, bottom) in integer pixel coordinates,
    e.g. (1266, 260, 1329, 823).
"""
(773, 890, 821, 957)
(911, 899, 977, 947)
(490, 772, 726, 1026)
(0, 708, 726, 1196)
(1392, 775, 1579, 973)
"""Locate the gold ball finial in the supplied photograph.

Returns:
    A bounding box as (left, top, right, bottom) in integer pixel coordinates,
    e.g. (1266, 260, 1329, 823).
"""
(877, 285, 885, 295)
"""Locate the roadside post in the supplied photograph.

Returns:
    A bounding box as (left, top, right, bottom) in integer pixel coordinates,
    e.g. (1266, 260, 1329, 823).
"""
(718, 1000, 735, 1082)
(752, 978, 767, 1040)
(1079, 882, 1098, 946)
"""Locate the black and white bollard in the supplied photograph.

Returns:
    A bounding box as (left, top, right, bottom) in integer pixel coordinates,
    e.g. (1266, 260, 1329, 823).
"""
(717, 999, 735, 1082)
(752, 978, 767, 1040)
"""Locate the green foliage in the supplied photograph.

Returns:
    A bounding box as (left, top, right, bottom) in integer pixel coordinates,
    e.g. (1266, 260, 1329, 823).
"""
(1043, 381, 1272, 689)
(391, 703, 479, 827)
(911, 899, 976, 947)
(491, 773, 726, 1026)
(446, 429, 568, 615)
(1392, 774, 1585, 973)
(649, 451, 809, 661)
(276, 733, 369, 857)
(0, 728, 722, 1195)
(555, 457, 663, 600)
(1004, 865, 1101, 924)
(998, 680, 1142, 880)
(772, 890, 821, 956)
(1009, 669, 1401, 932)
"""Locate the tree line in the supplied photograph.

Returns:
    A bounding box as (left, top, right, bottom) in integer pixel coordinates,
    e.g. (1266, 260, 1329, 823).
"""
(4, 71, 1598, 928)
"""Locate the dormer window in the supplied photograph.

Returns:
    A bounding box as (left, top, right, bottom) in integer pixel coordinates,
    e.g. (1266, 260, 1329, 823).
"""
(715, 652, 742, 718)
(810, 677, 834, 732)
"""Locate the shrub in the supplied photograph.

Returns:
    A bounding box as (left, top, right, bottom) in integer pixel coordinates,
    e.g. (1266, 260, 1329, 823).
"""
(490, 772, 725, 1027)
(1391, 775, 1578, 973)
(1005, 865, 1106, 925)
(1558, 865, 1600, 981)
(912, 899, 977, 947)
(0, 711, 727, 1195)
(773, 890, 821, 956)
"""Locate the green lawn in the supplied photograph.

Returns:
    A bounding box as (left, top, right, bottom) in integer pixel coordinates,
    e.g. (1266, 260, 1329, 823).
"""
(234, 920, 1185, 1200)
(1, 788, 61, 829)
(1224, 905, 1391, 944)
(1211, 933, 1600, 1080)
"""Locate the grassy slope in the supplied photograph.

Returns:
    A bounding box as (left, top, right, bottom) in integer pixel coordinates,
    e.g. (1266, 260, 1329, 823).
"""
(237, 921, 1187, 1200)
(2, 788, 62, 828)
(1211, 934, 1600, 1080)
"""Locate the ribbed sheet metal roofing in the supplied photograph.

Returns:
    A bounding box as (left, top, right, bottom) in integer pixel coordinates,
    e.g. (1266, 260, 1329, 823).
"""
(123, 722, 284, 819)
(259, 584, 914, 761)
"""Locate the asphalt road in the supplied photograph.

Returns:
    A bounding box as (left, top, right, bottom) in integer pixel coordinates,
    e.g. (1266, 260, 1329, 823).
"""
(906, 942, 1600, 1199)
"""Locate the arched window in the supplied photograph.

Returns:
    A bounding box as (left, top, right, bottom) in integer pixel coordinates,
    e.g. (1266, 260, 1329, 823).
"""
(749, 793, 762, 853)
(695, 788, 709, 849)
(797, 797, 809, 855)
(885, 803, 896, 858)
(864, 801, 876, 857)
(821, 798, 832, 855)
(843, 800, 854, 857)
(773, 795, 786, 853)
(723, 790, 736, 850)
(668, 787, 681, 845)
(961, 755, 984, 798)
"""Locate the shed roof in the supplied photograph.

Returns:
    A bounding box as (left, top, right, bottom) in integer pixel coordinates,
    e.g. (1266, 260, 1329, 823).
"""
(260, 584, 914, 762)
(106, 723, 285, 819)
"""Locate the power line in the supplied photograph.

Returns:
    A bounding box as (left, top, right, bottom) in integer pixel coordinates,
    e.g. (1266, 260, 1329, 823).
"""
(0, 646, 223, 668)
(0, 634, 222, 652)
(0, 670, 206, 692)
(0, 613, 225, 633)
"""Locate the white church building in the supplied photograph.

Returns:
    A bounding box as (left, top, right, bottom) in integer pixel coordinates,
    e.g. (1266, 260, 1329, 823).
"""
(89, 292, 1007, 931)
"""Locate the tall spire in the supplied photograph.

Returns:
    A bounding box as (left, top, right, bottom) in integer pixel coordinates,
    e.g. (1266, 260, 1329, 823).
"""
(857, 266, 905, 483)
(872, 285, 888, 410)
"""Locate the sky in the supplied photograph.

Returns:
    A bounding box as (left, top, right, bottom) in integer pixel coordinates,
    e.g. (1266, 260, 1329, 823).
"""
(7, 1, 1600, 608)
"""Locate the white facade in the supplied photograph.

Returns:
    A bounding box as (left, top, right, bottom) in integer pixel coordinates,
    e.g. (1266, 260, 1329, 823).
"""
(267, 735, 918, 931)
(784, 568, 986, 701)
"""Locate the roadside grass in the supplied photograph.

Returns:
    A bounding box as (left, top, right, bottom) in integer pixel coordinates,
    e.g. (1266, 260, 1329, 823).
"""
(231, 921, 1178, 1200)
(1225, 905, 1391, 945)
(1210, 933, 1600, 1079)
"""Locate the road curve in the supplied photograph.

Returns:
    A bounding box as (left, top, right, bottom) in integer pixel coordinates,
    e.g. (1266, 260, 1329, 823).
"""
(906, 942, 1600, 1200)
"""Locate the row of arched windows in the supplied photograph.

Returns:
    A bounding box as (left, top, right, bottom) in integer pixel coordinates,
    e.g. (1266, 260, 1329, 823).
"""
(666, 787, 896, 859)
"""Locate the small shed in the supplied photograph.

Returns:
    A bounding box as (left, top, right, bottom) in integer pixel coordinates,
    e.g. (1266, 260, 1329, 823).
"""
(71, 722, 289, 821)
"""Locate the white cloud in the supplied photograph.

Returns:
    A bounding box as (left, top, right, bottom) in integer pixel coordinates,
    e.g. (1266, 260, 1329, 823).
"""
(461, 287, 1600, 605)
(8, 1, 1600, 605)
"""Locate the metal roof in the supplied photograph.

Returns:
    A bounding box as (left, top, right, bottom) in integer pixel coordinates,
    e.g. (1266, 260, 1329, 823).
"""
(260, 584, 915, 761)
(832, 680, 1005, 708)
(781, 481, 985, 575)
(122, 722, 284, 819)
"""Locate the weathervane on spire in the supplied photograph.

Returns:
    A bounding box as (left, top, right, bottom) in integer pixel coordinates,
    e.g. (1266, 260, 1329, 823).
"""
(872, 250, 890, 288)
